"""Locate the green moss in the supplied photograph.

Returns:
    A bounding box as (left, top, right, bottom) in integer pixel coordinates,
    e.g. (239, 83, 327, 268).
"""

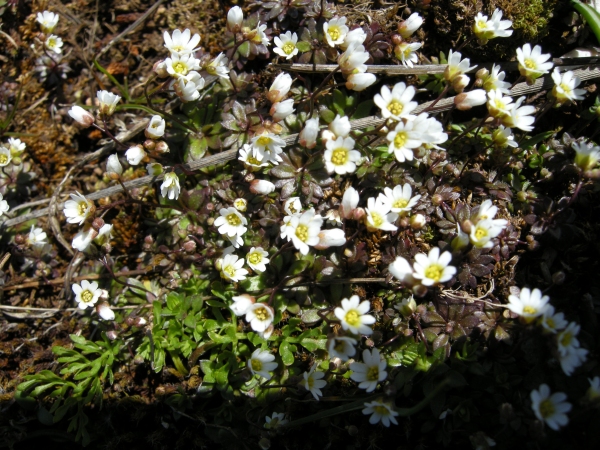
(493, 0, 558, 41)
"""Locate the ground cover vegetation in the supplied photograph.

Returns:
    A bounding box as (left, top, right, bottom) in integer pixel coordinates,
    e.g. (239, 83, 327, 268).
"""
(1, 0, 600, 448)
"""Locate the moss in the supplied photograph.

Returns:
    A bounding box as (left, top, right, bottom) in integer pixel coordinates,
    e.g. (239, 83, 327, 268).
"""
(493, 0, 558, 42)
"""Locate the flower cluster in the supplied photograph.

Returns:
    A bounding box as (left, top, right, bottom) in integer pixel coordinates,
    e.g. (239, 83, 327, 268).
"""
(394, 13, 424, 67)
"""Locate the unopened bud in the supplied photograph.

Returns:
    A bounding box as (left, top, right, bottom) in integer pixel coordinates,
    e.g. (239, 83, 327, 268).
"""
(183, 240, 196, 253)
(451, 74, 470, 93)
(155, 140, 170, 153)
(410, 213, 426, 230)
(250, 179, 276, 195)
(431, 194, 443, 205)
(454, 89, 486, 110)
(153, 60, 169, 78)
(92, 217, 105, 231)
(143, 139, 156, 150)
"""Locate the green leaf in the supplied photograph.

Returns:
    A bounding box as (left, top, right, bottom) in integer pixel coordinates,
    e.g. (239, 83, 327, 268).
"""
(572, 0, 600, 44)
(279, 341, 296, 366)
(299, 338, 326, 352)
(296, 41, 312, 52)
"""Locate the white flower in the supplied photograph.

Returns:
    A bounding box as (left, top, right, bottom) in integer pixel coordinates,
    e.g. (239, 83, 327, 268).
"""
(160, 172, 181, 200)
(470, 219, 503, 248)
(248, 348, 278, 380)
(234, 197, 248, 213)
(506, 287, 550, 321)
(268, 73, 293, 103)
(227, 6, 243, 33)
(486, 89, 514, 119)
(230, 294, 255, 316)
(559, 346, 588, 376)
(338, 42, 370, 75)
(283, 197, 302, 216)
(516, 43, 553, 84)
(245, 303, 274, 333)
(334, 295, 375, 335)
(473, 200, 508, 229)
(220, 253, 248, 282)
(163, 28, 201, 55)
(64, 192, 94, 225)
(251, 132, 286, 164)
(530, 384, 571, 431)
(323, 17, 349, 47)
(126, 145, 147, 165)
(146, 163, 164, 176)
(455, 89, 487, 110)
(501, 96, 536, 132)
(264, 412, 288, 429)
(97, 303, 115, 320)
(328, 114, 352, 138)
(324, 136, 361, 175)
(398, 12, 423, 39)
(27, 226, 47, 247)
(94, 223, 113, 246)
(270, 99, 295, 122)
(302, 364, 327, 400)
(7, 138, 26, 156)
(394, 41, 422, 68)
(572, 141, 600, 171)
(388, 256, 416, 285)
(250, 22, 270, 46)
(314, 228, 346, 250)
(145, 115, 166, 139)
(72, 226, 95, 252)
(341, 27, 367, 50)
(410, 113, 448, 149)
(345, 72, 377, 91)
(68, 106, 95, 127)
(214, 207, 247, 243)
(0, 147, 11, 167)
(412, 247, 456, 286)
(205, 53, 229, 79)
(386, 120, 423, 162)
(339, 187, 360, 220)
(299, 118, 320, 149)
(327, 335, 357, 361)
(362, 400, 399, 427)
(444, 50, 477, 84)
(37, 10, 59, 33)
(97, 90, 121, 116)
(540, 305, 568, 334)
(238, 144, 270, 171)
(492, 126, 518, 149)
(106, 154, 123, 178)
(0, 194, 9, 216)
(557, 322, 581, 357)
(380, 184, 420, 214)
(175, 73, 205, 102)
(281, 208, 323, 255)
(44, 35, 63, 54)
(374, 82, 418, 121)
(473, 9, 513, 43)
(165, 53, 201, 79)
(480, 64, 511, 93)
(246, 247, 270, 272)
(551, 69, 586, 105)
(273, 31, 298, 59)
(350, 348, 388, 392)
(72, 280, 101, 310)
(395, 296, 417, 317)
(365, 196, 398, 232)
(250, 179, 276, 195)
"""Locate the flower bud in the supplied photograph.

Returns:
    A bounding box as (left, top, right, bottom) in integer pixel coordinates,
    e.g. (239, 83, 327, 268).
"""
(339, 187, 359, 219)
(250, 179, 276, 195)
(68, 105, 95, 127)
(314, 228, 346, 250)
(283, 197, 302, 215)
(145, 115, 166, 139)
(270, 99, 295, 122)
(143, 139, 156, 151)
(398, 12, 423, 39)
(146, 162, 163, 176)
(106, 154, 123, 179)
(299, 118, 319, 149)
(153, 60, 169, 78)
(267, 73, 293, 103)
(92, 217, 105, 231)
(227, 6, 243, 33)
(454, 89, 487, 110)
(96, 303, 115, 320)
(106, 330, 119, 340)
(126, 145, 147, 165)
(155, 140, 170, 153)
(345, 73, 377, 92)
(395, 296, 417, 317)
(451, 74, 470, 93)
(410, 213, 426, 230)
(233, 198, 248, 212)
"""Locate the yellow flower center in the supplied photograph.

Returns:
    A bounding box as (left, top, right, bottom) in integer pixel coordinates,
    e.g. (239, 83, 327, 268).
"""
(0, 154, 8, 165)
(331, 148, 348, 165)
(476, 20, 487, 31)
(367, 366, 379, 381)
(560, 332, 572, 347)
(393, 132, 407, 149)
(226, 213, 242, 226)
(522, 305, 537, 315)
(282, 42, 296, 55)
(328, 27, 340, 42)
(539, 399, 555, 418)
(474, 228, 487, 240)
(370, 212, 384, 227)
(288, 202, 299, 214)
(392, 199, 408, 209)
(344, 310, 360, 327)
(524, 59, 536, 69)
(256, 136, 271, 146)
(248, 252, 262, 265)
(387, 100, 403, 116)
(295, 224, 309, 242)
(246, 155, 262, 165)
(559, 83, 572, 95)
(78, 202, 88, 216)
(81, 290, 94, 303)
(254, 306, 269, 321)
(424, 264, 443, 282)
(223, 265, 236, 278)
(307, 376, 315, 389)
(251, 359, 262, 371)
(334, 340, 346, 352)
(172, 62, 187, 74)
(374, 405, 388, 415)
(546, 317, 555, 328)
(48, 37, 57, 47)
